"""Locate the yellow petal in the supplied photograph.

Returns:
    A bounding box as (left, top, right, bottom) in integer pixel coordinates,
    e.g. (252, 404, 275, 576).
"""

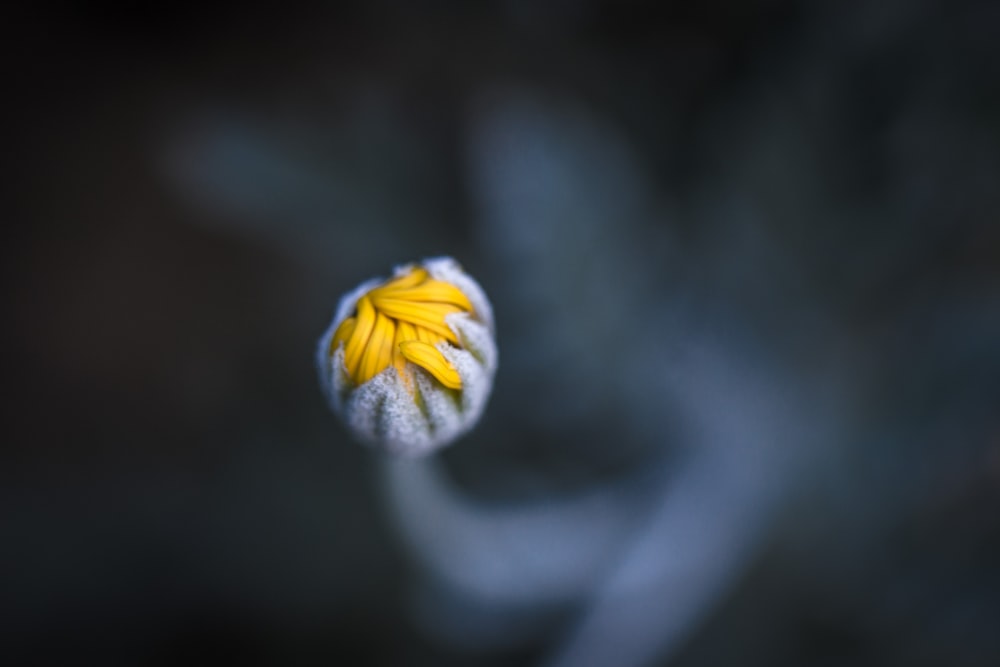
(370, 298, 461, 344)
(415, 324, 444, 346)
(343, 296, 376, 380)
(373, 280, 473, 312)
(370, 267, 428, 295)
(329, 316, 356, 355)
(357, 311, 395, 384)
(399, 341, 463, 390)
(393, 320, 418, 373)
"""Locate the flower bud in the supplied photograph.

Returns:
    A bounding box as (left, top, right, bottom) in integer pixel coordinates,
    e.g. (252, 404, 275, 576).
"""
(316, 257, 498, 456)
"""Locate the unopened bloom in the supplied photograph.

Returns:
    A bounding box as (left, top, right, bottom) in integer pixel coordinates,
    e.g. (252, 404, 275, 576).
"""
(316, 257, 497, 456)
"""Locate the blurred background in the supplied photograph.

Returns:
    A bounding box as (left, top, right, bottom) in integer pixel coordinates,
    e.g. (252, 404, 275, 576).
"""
(4, 1, 1000, 665)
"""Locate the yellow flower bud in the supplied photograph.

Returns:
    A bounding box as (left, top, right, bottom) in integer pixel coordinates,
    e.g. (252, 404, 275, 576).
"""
(316, 257, 497, 456)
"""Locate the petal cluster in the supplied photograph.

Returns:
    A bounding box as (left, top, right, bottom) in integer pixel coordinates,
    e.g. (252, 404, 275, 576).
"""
(330, 267, 470, 389)
(317, 257, 497, 456)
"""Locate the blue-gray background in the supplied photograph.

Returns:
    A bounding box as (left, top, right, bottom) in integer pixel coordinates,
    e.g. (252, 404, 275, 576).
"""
(5, 1, 1000, 665)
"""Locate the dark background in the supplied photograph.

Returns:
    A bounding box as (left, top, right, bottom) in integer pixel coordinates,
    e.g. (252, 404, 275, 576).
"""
(5, 1, 1000, 665)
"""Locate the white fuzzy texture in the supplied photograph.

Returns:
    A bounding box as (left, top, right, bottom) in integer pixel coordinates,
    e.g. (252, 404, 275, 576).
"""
(316, 257, 498, 457)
